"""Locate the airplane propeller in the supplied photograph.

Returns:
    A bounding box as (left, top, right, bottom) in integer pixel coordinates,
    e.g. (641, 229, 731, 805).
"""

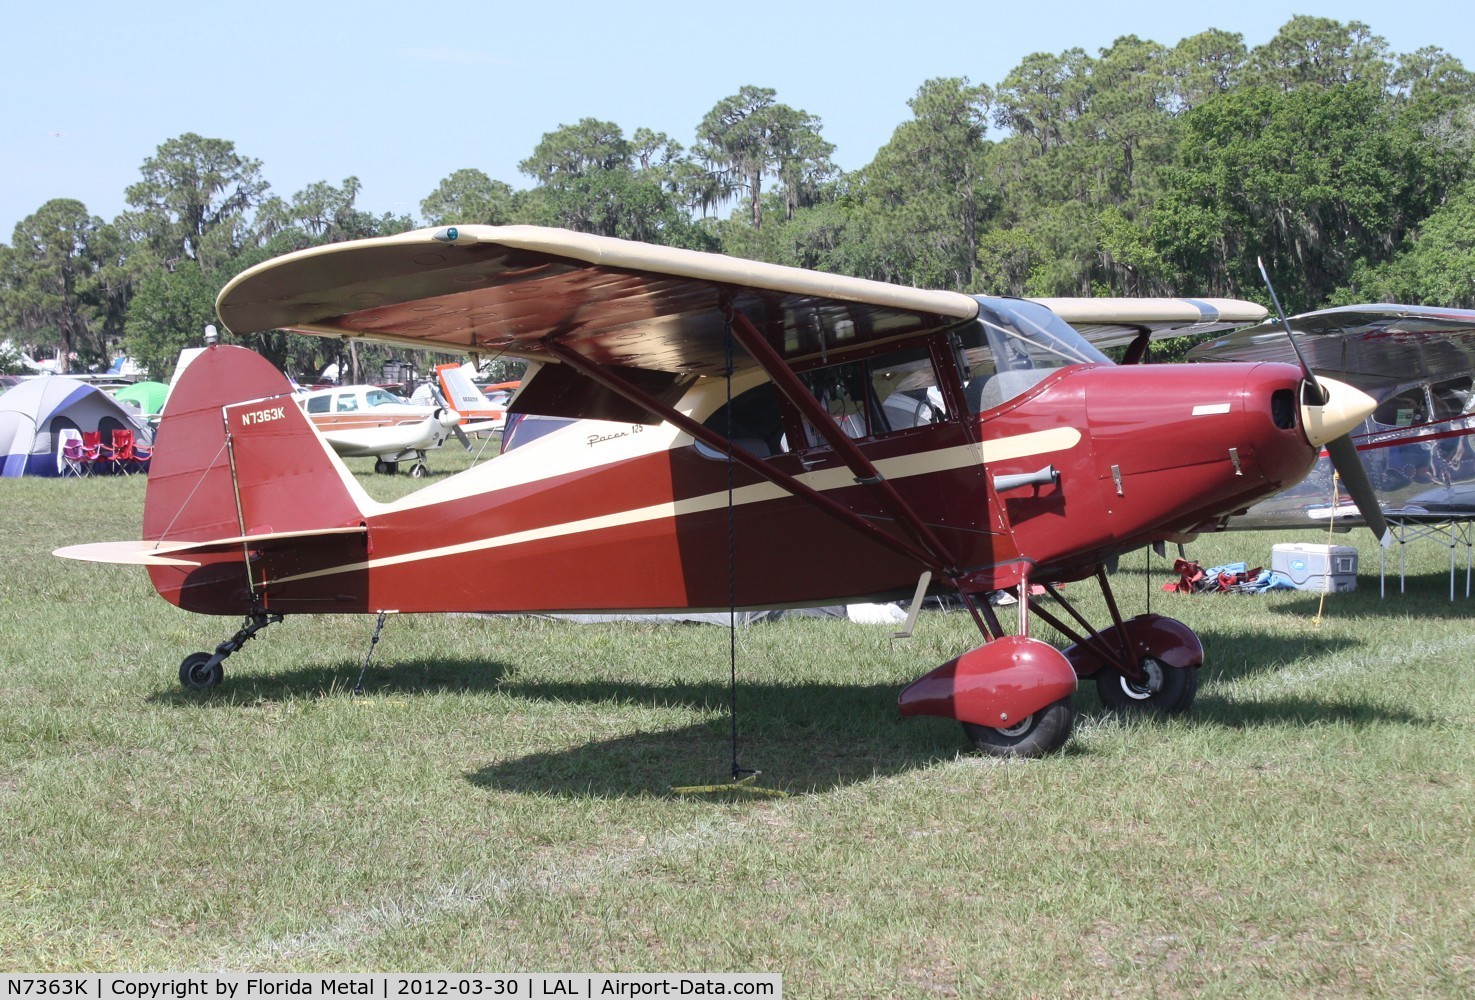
(433, 406, 473, 450)
(1258, 258, 1388, 540)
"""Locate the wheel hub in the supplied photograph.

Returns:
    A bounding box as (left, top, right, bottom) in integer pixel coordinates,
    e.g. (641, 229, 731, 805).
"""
(1119, 658, 1165, 701)
(994, 713, 1034, 737)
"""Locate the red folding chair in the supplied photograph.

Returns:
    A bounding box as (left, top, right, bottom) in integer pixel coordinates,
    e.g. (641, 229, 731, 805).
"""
(131, 436, 153, 472)
(105, 428, 140, 474)
(81, 431, 105, 472)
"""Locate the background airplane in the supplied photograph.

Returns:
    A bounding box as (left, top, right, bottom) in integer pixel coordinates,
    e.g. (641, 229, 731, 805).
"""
(57, 225, 1382, 758)
(1186, 304, 1475, 531)
(433, 363, 513, 435)
(298, 382, 461, 476)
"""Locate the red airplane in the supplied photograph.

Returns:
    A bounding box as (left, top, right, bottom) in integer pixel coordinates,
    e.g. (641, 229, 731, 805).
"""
(56, 226, 1382, 757)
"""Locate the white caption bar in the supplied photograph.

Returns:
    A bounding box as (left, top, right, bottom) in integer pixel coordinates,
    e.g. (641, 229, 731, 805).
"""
(1, 975, 781, 1000)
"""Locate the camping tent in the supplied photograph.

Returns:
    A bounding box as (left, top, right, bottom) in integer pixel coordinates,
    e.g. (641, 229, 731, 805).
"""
(114, 380, 168, 416)
(0, 377, 154, 477)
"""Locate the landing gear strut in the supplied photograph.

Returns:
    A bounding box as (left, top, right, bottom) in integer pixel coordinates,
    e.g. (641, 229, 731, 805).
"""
(1030, 569, 1204, 718)
(374, 450, 430, 477)
(177, 609, 284, 691)
(899, 565, 1204, 757)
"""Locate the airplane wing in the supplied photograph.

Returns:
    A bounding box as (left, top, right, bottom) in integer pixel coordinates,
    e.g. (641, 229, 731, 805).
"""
(1185, 304, 1475, 388)
(217, 225, 1269, 422)
(316, 415, 453, 459)
(216, 225, 980, 376)
(219, 225, 1271, 367)
(1033, 297, 1269, 350)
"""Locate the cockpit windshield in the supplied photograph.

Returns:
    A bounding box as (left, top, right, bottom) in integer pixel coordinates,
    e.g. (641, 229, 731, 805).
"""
(972, 297, 1110, 371)
(955, 297, 1110, 413)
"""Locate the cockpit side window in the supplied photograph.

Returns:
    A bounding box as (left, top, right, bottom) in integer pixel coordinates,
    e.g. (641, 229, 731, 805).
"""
(700, 383, 787, 457)
(1430, 376, 1474, 419)
(798, 362, 871, 445)
(696, 308, 1104, 460)
(697, 352, 945, 462)
(792, 345, 951, 447)
(872, 346, 949, 433)
(1372, 388, 1428, 428)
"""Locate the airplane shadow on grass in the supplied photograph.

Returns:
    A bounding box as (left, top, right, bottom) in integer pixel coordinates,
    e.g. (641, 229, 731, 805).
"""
(145, 656, 518, 707)
(148, 638, 1433, 798)
(1191, 627, 1357, 685)
(464, 676, 971, 798)
(463, 665, 1432, 799)
(148, 656, 973, 794)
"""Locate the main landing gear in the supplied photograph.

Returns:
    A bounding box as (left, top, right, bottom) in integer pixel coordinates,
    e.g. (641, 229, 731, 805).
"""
(178, 610, 285, 691)
(898, 566, 1204, 758)
(962, 697, 1076, 758)
(373, 451, 430, 477)
(1095, 653, 1199, 715)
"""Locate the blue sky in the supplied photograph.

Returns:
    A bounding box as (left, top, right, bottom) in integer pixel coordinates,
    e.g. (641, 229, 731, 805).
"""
(4, 0, 1471, 240)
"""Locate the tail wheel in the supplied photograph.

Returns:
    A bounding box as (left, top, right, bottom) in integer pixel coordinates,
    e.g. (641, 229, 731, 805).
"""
(179, 652, 223, 691)
(1097, 656, 1198, 714)
(962, 696, 1075, 758)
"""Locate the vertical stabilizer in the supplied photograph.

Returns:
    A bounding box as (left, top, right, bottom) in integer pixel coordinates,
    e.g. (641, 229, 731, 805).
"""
(141, 345, 368, 614)
(144, 345, 364, 543)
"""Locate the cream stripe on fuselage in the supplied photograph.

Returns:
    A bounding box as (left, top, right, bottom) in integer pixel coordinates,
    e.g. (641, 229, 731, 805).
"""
(266, 426, 1082, 586)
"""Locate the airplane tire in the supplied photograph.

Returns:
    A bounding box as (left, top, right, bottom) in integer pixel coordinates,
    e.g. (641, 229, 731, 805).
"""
(179, 652, 223, 691)
(962, 696, 1075, 758)
(1096, 656, 1197, 715)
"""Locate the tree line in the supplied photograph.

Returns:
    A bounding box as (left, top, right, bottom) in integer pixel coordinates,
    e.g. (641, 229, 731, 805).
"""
(3, 15, 1473, 382)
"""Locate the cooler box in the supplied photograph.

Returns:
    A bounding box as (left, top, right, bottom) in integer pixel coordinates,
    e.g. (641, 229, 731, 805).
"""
(1271, 542, 1359, 592)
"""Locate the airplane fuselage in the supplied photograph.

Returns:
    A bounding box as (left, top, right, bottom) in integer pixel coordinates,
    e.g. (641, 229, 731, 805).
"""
(138, 346, 1319, 618)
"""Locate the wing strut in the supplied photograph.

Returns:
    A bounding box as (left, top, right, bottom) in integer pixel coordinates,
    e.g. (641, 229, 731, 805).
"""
(539, 338, 945, 575)
(724, 307, 964, 577)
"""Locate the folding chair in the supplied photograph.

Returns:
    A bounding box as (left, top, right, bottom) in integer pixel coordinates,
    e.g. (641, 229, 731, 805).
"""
(131, 436, 153, 473)
(105, 428, 140, 474)
(81, 431, 105, 473)
(57, 429, 88, 477)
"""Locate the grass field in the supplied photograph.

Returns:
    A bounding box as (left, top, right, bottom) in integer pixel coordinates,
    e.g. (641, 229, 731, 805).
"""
(2, 451, 1473, 996)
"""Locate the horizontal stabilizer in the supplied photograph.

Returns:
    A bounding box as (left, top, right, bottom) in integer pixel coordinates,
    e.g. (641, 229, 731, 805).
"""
(55, 526, 368, 567)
